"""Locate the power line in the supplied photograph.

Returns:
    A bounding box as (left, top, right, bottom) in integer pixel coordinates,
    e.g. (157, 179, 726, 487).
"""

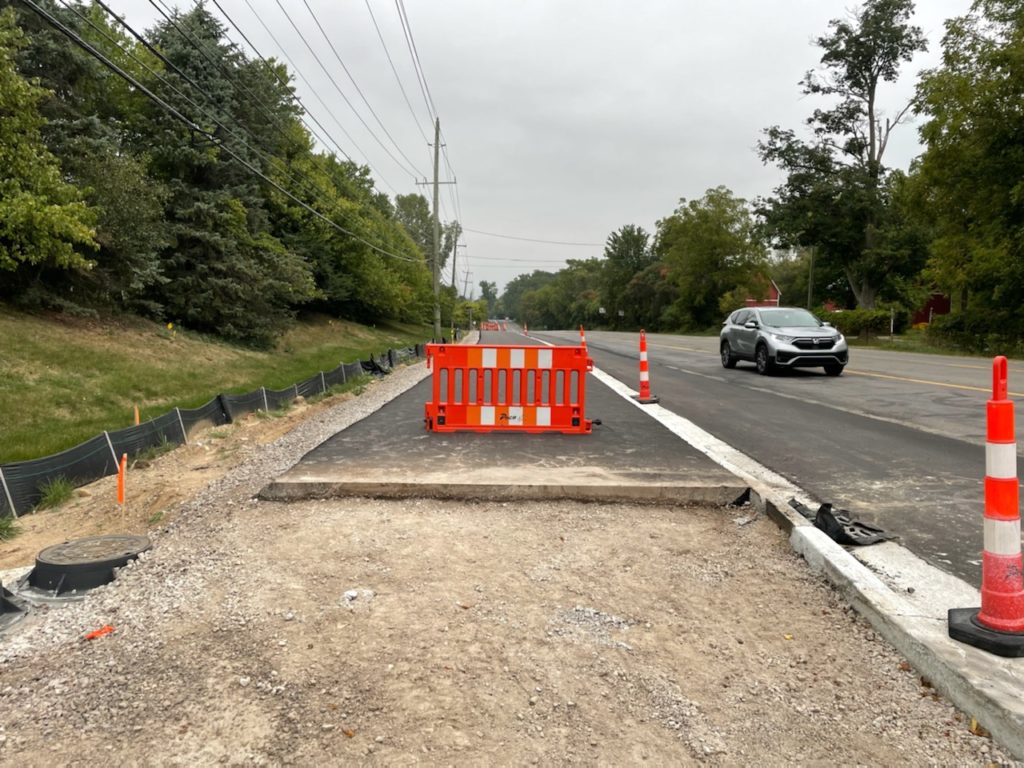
(273, 0, 419, 181)
(300, 0, 424, 178)
(74, 0, 355, 227)
(237, 0, 397, 193)
(18, 0, 421, 266)
(208, 0, 354, 163)
(364, 0, 430, 147)
(463, 228, 603, 247)
(394, 0, 436, 122)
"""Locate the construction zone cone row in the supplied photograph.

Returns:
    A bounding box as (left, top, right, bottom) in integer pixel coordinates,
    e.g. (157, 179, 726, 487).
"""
(948, 355, 1024, 656)
(632, 329, 659, 404)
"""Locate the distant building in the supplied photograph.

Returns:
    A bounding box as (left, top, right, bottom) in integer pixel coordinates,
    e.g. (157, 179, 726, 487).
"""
(912, 292, 951, 325)
(745, 278, 782, 307)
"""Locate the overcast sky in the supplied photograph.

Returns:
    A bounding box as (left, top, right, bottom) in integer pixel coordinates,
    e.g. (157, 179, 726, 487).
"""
(109, 0, 971, 295)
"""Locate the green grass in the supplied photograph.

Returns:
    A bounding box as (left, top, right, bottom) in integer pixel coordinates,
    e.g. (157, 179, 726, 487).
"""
(134, 435, 176, 464)
(36, 476, 74, 510)
(844, 328, 988, 358)
(0, 306, 429, 463)
(0, 514, 20, 541)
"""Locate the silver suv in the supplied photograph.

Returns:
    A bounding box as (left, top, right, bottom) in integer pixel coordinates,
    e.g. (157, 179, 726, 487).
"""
(720, 306, 848, 376)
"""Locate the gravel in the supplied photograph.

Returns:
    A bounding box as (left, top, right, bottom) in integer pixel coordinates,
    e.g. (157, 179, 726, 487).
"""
(0, 350, 1017, 765)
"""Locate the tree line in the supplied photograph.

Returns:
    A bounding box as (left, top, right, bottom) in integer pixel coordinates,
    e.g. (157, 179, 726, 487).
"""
(0, 1, 463, 347)
(499, 0, 1024, 352)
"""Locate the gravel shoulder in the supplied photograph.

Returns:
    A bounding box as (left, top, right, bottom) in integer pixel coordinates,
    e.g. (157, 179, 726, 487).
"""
(0, 363, 1012, 764)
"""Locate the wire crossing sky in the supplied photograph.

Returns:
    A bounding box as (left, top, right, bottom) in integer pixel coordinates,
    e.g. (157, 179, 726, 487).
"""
(103, 0, 970, 293)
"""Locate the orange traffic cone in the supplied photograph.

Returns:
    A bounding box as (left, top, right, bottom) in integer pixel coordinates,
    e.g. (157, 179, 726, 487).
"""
(632, 330, 659, 404)
(949, 356, 1024, 656)
(579, 325, 587, 348)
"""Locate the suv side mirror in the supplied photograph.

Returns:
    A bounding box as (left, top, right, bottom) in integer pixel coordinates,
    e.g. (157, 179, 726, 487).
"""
(744, 320, 758, 329)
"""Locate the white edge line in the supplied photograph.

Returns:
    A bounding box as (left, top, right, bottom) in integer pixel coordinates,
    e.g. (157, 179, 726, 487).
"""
(589, 366, 814, 505)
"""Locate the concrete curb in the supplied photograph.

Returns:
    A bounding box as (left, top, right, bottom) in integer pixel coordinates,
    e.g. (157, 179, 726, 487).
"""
(260, 480, 746, 506)
(583, 362, 1024, 759)
(749, 489, 1024, 760)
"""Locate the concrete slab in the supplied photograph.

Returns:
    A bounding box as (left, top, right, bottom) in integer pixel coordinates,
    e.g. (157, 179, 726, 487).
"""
(262, 335, 744, 505)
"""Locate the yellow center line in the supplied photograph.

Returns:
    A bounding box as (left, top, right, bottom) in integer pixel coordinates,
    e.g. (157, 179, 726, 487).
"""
(845, 369, 1024, 397)
(652, 343, 715, 355)
(648, 342, 1024, 396)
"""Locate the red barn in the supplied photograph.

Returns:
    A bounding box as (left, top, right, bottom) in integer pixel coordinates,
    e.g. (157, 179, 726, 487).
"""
(745, 278, 782, 307)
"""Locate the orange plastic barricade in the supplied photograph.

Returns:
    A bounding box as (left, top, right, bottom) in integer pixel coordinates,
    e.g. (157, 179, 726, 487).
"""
(425, 344, 593, 434)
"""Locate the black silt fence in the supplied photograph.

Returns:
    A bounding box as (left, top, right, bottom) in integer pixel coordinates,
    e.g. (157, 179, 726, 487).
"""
(296, 374, 324, 399)
(0, 434, 119, 517)
(108, 410, 187, 458)
(220, 390, 267, 422)
(264, 386, 296, 411)
(178, 397, 229, 434)
(0, 343, 428, 518)
(322, 365, 348, 389)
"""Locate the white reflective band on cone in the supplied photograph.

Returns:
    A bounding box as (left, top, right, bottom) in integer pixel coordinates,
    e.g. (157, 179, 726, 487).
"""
(641, 351, 648, 362)
(985, 442, 1018, 479)
(640, 371, 649, 382)
(984, 517, 1022, 556)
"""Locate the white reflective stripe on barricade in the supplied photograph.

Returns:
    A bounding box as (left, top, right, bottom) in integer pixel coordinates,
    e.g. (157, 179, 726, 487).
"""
(480, 406, 496, 425)
(483, 349, 498, 368)
(510, 349, 525, 368)
(538, 349, 552, 369)
(536, 407, 551, 426)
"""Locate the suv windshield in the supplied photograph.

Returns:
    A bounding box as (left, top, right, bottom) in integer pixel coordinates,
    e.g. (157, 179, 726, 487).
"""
(758, 308, 821, 328)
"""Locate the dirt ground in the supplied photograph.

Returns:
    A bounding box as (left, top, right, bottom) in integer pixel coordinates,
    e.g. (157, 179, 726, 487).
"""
(0, 395, 336, 572)
(0, 370, 1012, 765)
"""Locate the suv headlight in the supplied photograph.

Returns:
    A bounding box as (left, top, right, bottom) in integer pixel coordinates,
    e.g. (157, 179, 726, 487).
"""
(770, 333, 796, 343)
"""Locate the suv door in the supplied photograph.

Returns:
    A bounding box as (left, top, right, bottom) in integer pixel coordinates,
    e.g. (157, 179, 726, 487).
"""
(733, 310, 756, 357)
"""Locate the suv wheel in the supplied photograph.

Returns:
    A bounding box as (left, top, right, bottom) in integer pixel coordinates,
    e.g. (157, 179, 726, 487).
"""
(824, 363, 845, 377)
(720, 341, 737, 369)
(755, 344, 775, 376)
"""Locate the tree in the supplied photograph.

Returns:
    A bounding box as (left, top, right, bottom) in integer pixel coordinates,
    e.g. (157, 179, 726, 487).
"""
(915, 0, 1024, 333)
(498, 270, 556, 321)
(621, 261, 678, 331)
(599, 224, 654, 328)
(394, 193, 431, 256)
(478, 280, 498, 316)
(758, 0, 927, 308)
(656, 187, 766, 330)
(0, 8, 96, 281)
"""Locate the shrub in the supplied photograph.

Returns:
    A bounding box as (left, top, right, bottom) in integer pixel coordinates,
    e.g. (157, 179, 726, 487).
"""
(825, 307, 910, 338)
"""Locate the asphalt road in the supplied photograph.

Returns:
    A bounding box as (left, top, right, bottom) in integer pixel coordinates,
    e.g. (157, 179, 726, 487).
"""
(533, 329, 1024, 586)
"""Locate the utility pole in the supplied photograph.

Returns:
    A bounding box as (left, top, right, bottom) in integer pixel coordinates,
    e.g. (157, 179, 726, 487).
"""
(431, 118, 441, 340)
(807, 245, 815, 309)
(415, 118, 456, 340)
(452, 243, 465, 293)
(462, 269, 471, 299)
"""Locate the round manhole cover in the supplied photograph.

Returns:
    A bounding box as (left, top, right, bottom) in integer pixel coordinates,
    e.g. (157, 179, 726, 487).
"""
(31, 535, 152, 594)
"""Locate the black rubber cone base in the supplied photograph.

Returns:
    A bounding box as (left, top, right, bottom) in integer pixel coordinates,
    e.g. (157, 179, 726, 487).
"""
(632, 395, 660, 404)
(948, 607, 1024, 658)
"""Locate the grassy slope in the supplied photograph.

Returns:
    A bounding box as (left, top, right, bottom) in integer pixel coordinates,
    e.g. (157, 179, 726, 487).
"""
(0, 306, 429, 463)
